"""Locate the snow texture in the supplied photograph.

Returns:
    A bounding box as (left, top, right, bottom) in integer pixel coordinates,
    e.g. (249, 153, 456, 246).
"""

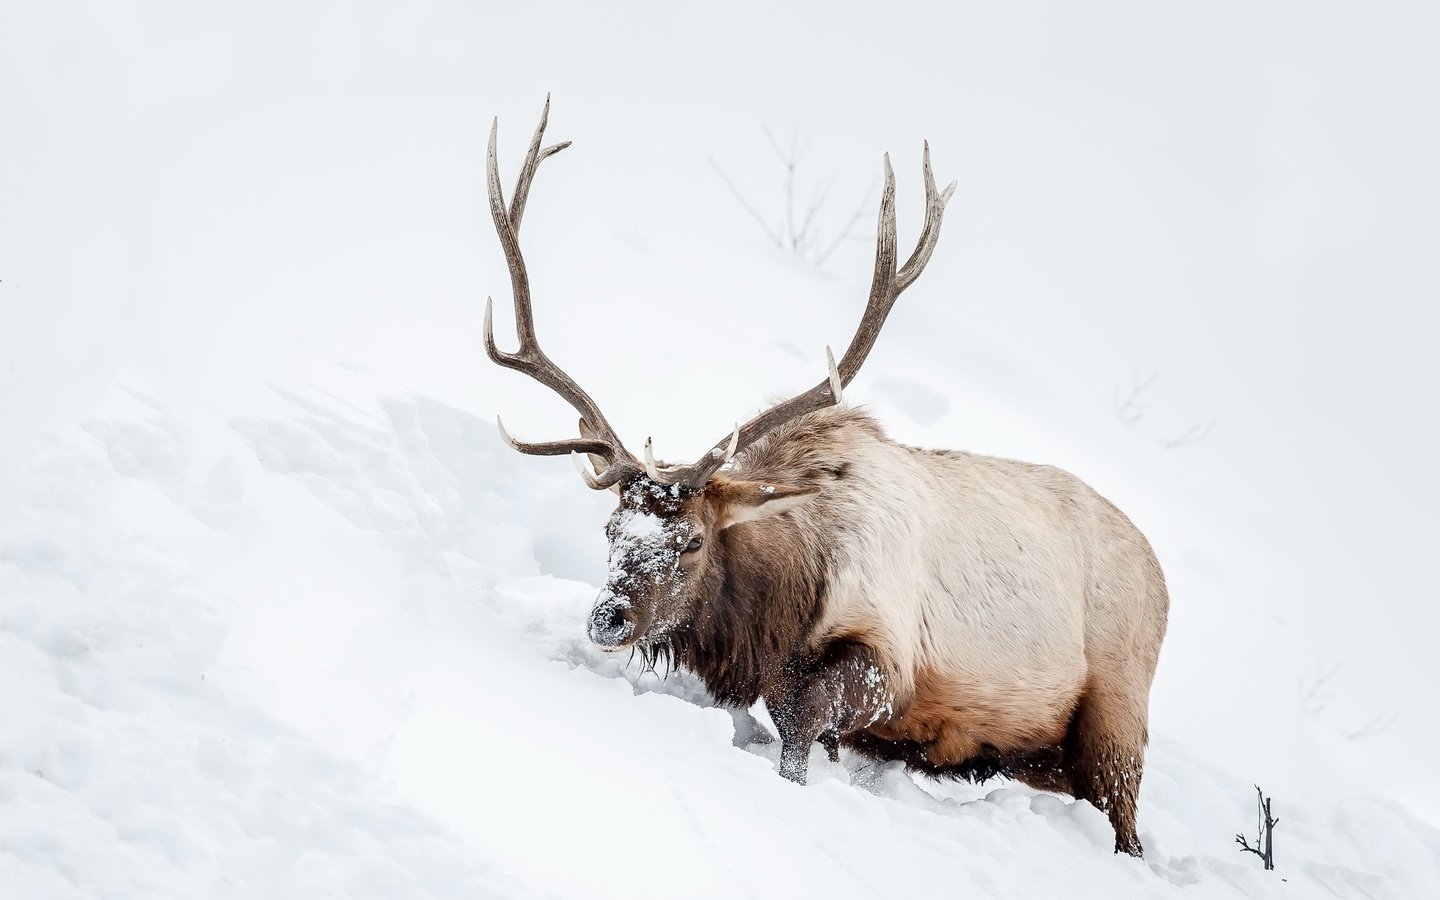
(4, 1, 1440, 898)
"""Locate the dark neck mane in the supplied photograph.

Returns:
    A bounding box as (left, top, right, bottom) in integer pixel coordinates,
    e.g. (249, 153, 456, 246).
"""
(668, 407, 875, 704)
(671, 520, 829, 706)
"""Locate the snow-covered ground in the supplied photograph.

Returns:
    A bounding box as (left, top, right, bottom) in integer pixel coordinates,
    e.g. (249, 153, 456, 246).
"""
(4, 1, 1439, 897)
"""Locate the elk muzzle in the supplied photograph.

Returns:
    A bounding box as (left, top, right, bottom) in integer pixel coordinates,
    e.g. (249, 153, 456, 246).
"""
(587, 593, 636, 649)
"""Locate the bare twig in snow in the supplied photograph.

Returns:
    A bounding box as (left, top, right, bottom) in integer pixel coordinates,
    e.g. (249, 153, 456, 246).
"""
(1113, 369, 1158, 426)
(709, 156, 783, 248)
(1112, 369, 1216, 448)
(760, 122, 807, 253)
(710, 120, 875, 270)
(1235, 785, 1278, 871)
(1344, 711, 1398, 740)
(1300, 661, 1398, 739)
(1163, 419, 1216, 449)
(816, 180, 879, 266)
(1300, 661, 1342, 717)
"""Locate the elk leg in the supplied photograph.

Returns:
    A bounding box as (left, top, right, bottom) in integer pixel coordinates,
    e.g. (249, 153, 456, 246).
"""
(1065, 682, 1149, 857)
(1006, 746, 1072, 794)
(772, 643, 894, 783)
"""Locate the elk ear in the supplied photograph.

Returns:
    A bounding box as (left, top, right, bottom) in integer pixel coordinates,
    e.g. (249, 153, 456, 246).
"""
(708, 479, 821, 530)
(578, 418, 621, 497)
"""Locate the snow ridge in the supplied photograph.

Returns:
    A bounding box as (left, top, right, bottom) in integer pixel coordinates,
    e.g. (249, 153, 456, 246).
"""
(6, 384, 1434, 898)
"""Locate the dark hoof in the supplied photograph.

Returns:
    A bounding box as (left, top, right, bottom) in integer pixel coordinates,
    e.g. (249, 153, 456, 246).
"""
(1114, 836, 1144, 858)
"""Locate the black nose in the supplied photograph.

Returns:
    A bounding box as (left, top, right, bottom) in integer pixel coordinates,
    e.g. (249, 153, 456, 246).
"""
(588, 597, 635, 648)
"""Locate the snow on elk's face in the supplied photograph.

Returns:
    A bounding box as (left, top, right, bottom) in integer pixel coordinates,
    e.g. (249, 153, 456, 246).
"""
(589, 478, 709, 650)
(587, 474, 824, 650)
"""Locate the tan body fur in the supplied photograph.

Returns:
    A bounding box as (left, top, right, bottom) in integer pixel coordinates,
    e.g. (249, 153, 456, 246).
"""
(725, 406, 1168, 853)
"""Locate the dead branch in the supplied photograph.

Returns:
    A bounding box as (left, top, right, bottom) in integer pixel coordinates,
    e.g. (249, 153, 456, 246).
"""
(1113, 369, 1157, 426)
(1235, 785, 1278, 871)
(710, 121, 875, 270)
(816, 179, 878, 266)
(1300, 661, 1342, 717)
(709, 156, 783, 248)
(1344, 711, 1398, 740)
(1163, 419, 1216, 449)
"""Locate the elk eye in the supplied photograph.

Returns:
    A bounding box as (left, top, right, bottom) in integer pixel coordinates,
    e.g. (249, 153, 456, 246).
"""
(683, 536, 704, 553)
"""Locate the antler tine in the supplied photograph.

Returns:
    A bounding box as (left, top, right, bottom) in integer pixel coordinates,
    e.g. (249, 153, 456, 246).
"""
(826, 345, 844, 405)
(486, 99, 642, 489)
(643, 438, 664, 482)
(486, 118, 537, 354)
(837, 152, 900, 385)
(665, 144, 953, 490)
(718, 423, 739, 464)
(509, 94, 573, 232)
(895, 141, 957, 294)
(497, 416, 613, 458)
(572, 451, 621, 490)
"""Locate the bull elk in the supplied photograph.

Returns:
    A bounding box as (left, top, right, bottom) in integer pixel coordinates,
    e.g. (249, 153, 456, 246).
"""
(482, 99, 1169, 857)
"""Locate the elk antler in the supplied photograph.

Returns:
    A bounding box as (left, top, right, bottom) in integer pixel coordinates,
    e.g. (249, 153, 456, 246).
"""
(485, 97, 643, 490)
(649, 145, 957, 489)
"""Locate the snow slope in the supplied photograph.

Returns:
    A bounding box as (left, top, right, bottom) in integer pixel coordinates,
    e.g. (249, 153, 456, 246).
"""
(4, 1, 1440, 897)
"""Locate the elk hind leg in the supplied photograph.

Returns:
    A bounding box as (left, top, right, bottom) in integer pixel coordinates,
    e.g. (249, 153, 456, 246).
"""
(1007, 746, 1072, 794)
(1065, 683, 1149, 857)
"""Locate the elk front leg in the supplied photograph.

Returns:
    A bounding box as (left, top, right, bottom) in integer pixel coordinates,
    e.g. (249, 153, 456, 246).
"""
(772, 643, 895, 783)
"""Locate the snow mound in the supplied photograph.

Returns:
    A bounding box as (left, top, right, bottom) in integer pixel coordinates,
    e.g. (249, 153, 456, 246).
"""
(4, 383, 1436, 898)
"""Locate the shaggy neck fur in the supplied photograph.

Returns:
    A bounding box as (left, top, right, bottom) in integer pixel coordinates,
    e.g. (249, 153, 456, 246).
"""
(668, 524, 826, 705)
(664, 408, 873, 705)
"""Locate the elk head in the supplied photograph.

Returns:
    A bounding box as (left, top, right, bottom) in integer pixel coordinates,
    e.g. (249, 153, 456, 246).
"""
(483, 97, 954, 650)
(586, 474, 821, 649)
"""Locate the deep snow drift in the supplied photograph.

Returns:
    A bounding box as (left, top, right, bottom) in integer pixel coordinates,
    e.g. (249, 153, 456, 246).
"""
(5, 376, 1438, 898)
(4, 1, 1440, 897)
